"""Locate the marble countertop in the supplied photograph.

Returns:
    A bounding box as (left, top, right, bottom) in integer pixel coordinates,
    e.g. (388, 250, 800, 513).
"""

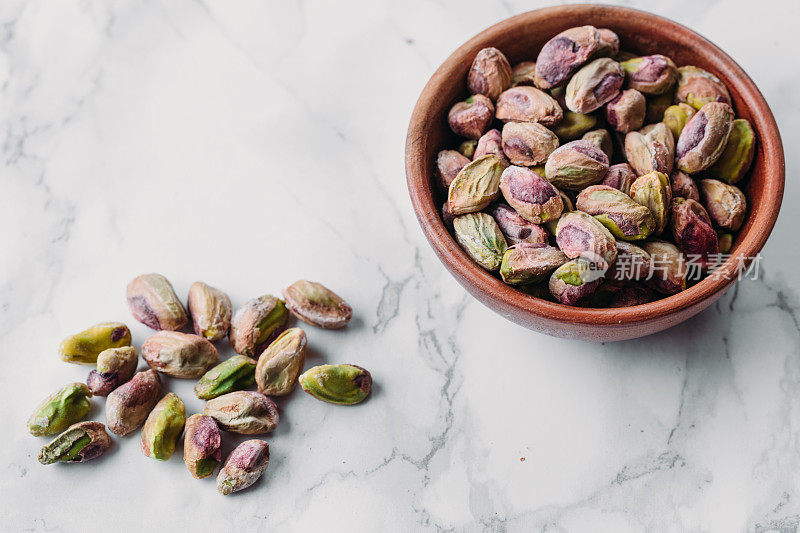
(2, 0, 798, 531)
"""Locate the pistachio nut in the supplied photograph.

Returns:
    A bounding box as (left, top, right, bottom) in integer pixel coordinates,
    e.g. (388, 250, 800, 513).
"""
(581, 129, 613, 161)
(591, 280, 654, 308)
(105, 369, 162, 436)
(624, 123, 674, 176)
(515, 282, 555, 300)
(698, 179, 747, 231)
(549, 84, 567, 108)
(534, 26, 601, 89)
(187, 282, 232, 342)
(142, 331, 219, 379)
(670, 170, 700, 201)
(596, 28, 620, 57)
(467, 47, 512, 100)
(283, 280, 353, 330)
(576, 185, 655, 240)
(204, 391, 279, 434)
(184, 414, 222, 479)
(548, 257, 604, 306)
(457, 139, 477, 159)
(640, 240, 687, 295)
(38, 421, 111, 465)
(86, 346, 138, 397)
(490, 203, 549, 245)
(555, 211, 617, 268)
(551, 111, 597, 141)
(644, 91, 675, 124)
(510, 61, 537, 87)
(474, 129, 510, 167)
(709, 118, 756, 184)
(629, 171, 672, 234)
(299, 364, 373, 405)
(453, 212, 507, 271)
(501, 122, 559, 166)
(447, 94, 495, 140)
(565, 58, 624, 114)
(255, 328, 307, 396)
(608, 241, 652, 281)
(663, 103, 696, 140)
(544, 140, 609, 191)
(499, 165, 564, 224)
(676, 102, 734, 174)
(229, 295, 290, 355)
(670, 198, 719, 267)
(495, 86, 563, 126)
(126, 273, 188, 331)
(28, 383, 92, 437)
(500, 243, 568, 285)
(718, 232, 734, 254)
(605, 89, 646, 133)
(620, 55, 678, 95)
(676, 66, 731, 110)
(447, 154, 504, 215)
(601, 163, 637, 195)
(141, 392, 186, 461)
(442, 201, 454, 231)
(194, 354, 257, 400)
(217, 440, 270, 496)
(59, 322, 132, 365)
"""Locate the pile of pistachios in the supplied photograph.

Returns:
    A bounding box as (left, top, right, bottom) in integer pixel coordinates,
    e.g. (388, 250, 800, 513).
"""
(28, 274, 371, 495)
(438, 26, 754, 307)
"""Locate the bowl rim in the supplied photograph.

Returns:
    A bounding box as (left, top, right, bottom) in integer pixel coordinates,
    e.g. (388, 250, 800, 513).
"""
(405, 4, 785, 326)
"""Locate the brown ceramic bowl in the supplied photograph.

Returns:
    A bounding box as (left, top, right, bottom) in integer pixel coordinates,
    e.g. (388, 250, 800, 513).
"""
(405, 5, 784, 341)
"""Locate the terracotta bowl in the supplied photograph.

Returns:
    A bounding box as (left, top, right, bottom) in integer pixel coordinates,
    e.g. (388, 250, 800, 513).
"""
(405, 5, 785, 341)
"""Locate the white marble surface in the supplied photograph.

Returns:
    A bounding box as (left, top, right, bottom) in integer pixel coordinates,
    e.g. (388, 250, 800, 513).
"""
(1, 0, 798, 531)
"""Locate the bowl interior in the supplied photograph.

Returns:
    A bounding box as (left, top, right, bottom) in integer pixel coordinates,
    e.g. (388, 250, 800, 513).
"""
(406, 5, 784, 331)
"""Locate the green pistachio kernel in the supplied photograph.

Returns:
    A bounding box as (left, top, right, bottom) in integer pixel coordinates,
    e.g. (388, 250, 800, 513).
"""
(140, 393, 186, 461)
(27, 383, 92, 436)
(58, 322, 131, 364)
(551, 111, 598, 140)
(299, 364, 372, 405)
(709, 119, 756, 184)
(38, 421, 111, 464)
(194, 355, 257, 400)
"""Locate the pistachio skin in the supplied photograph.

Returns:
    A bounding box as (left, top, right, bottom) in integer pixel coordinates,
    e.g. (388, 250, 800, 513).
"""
(709, 119, 756, 184)
(59, 322, 132, 365)
(141, 393, 186, 461)
(255, 328, 307, 397)
(187, 282, 232, 342)
(551, 111, 597, 141)
(283, 281, 353, 330)
(676, 102, 734, 174)
(453, 212, 508, 272)
(495, 86, 563, 126)
(27, 383, 92, 437)
(620, 55, 678, 95)
(576, 185, 655, 241)
(670, 198, 719, 267)
(534, 26, 601, 89)
(640, 240, 687, 295)
(698, 179, 747, 231)
(217, 440, 270, 496)
(596, 28, 620, 57)
(467, 47, 512, 100)
(447, 154, 505, 215)
(87, 346, 138, 397)
(629, 171, 673, 235)
(38, 421, 111, 465)
(663, 103, 696, 140)
(142, 331, 219, 379)
(601, 163, 637, 196)
(184, 414, 222, 479)
(229, 295, 290, 356)
(608, 242, 652, 281)
(195, 354, 257, 400)
(605, 89, 645, 133)
(501, 122, 559, 166)
(299, 364, 372, 405)
(474, 129, 510, 167)
(500, 165, 564, 224)
(549, 258, 603, 306)
(545, 140, 609, 191)
(126, 274, 188, 331)
(105, 369, 163, 436)
(581, 129, 613, 161)
(442, 202, 454, 231)
(500, 243, 568, 286)
(676, 66, 731, 110)
(457, 140, 477, 159)
(624, 123, 674, 177)
(435, 150, 470, 193)
(555, 211, 618, 268)
(490, 203, 549, 245)
(670, 170, 700, 201)
(447, 95, 495, 140)
(565, 58, 624, 114)
(204, 391, 279, 434)
(510, 61, 537, 87)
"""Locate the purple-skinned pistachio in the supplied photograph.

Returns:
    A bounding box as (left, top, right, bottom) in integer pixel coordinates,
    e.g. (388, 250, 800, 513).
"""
(283, 281, 352, 330)
(620, 55, 678, 95)
(87, 346, 138, 397)
(435, 149, 471, 192)
(676, 66, 731, 110)
(675, 102, 734, 174)
(474, 129, 510, 166)
(640, 240, 687, 295)
(565, 58, 624, 114)
(500, 243, 568, 285)
(549, 257, 604, 306)
(605, 89, 646, 133)
(490, 203, 549, 245)
(709, 118, 756, 184)
(501, 122, 559, 166)
(453, 212, 507, 271)
(591, 279, 654, 308)
(510, 61, 537, 87)
(555, 211, 618, 268)
(576, 185, 655, 241)
(698, 179, 747, 231)
(552, 111, 597, 140)
(229, 295, 290, 355)
(544, 140, 609, 191)
(217, 440, 270, 495)
(499, 165, 564, 224)
(596, 28, 620, 57)
(204, 391, 279, 434)
(608, 241, 652, 281)
(184, 414, 222, 479)
(38, 421, 112, 465)
(663, 103, 696, 140)
(187, 282, 232, 342)
(601, 163, 637, 196)
(495, 86, 563, 126)
(670, 198, 719, 267)
(126, 274, 188, 331)
(447, 94, 495, 140)
(447, 154, 505, 215)
(534, 26, 601, 89)
(467, 47, 512, 100)
(629, 171, 673, 235)
(670, 170, 700, 201)
(105, 369, 162, 436)
(624, 122, 674, 176)
(142, 331, 219, 379)
(581, 129, 613, 161)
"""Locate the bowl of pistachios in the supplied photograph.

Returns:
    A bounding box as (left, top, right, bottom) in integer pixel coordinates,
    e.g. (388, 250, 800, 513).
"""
(405, 5, 784, 341)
